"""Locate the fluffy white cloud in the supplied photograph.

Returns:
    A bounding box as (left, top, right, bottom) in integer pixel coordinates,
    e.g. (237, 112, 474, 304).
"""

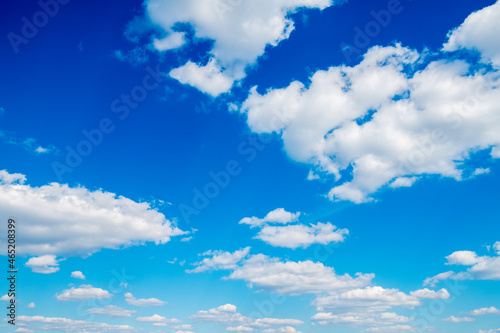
(255, 222, 348, 249)
(470, 307, 500, 316)
(1, 294, 12, 301)
(480, 329, 500, 333)
(17, 315, 135, 332)
(312, 286, 421, 312)
(239, 208, 300, 227)
(56, 285, 111, 302)
(228, 254, 373, 295)
(240, 14, 500, 203)
(188, 247, 250, 273)
(409, 288, 450, 299)
(312, 311, 411, 327)
(446, 251, 481, 265)
(362, 325, 417, 332)
(87, 305, 136, 318)
(227, 326, 255, 332)
(443, 1, 500, 68)
(423, 271, 466, 287)
(141, 0, 334, 95)
(136, 314, 181, 323)
(442, 316, 475, 323)
(0, 170, 186, 256)
(27, 302, 36, 308)
(169, 60, 235, 97)
(14, 328, 34, 333)
(25, 255, 60, 274)
(190, 304, 303, 328)
(263, 327, 302, 333)
(125, 292, 166, 306)
(71, 271, 86, 280)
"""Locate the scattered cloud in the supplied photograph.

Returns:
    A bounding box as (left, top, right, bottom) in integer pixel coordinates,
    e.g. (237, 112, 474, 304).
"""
(125, 292, 166, 307)
(239, 208, 300, 228)
(56, 285, 112, 302)
(188, 247, 250, 273)
(137, 0, 335, 96)
(71, 271, 86, 280)
(312, 311, 411, 328)
(442, 316, 475, 323)
(25, 255, 61, 274)
(17, 315, 135, 332)
(136, 314, 181, 323)
(87, 305, 136, 318)
(470, 307, 500, 316)
(0, 170, 186, 257)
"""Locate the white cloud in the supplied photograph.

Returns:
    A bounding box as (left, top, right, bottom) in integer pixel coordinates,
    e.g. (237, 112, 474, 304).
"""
(0, 170, 185, 256)
(170, 60, 235, 97)
(56, 285, 112, 302)
(264, 327, 302, 333)
(0, 170, 26, 184)
(255, 222, 348, 249)
(188, 247, 250, 273)
(470, 306, 500, 316)
(227, 326, 255, 332)
(136, 314, 181, 323)
(1, 294, 12, 301)
(240, 26, 500, 203)
(71, 271, 86, 280)
(442, 316, 475, 323)
(480, 329, 500, 333)
(423, 271, 463, 287)
(239, 208, 300, 227)
(14, 328, 34, 333)
(125, 292, 166, 306)
(425, 242, 500, 284)
(443, 1, 500, 68)
(446, 251, 481, 265)
(173, 324, 194, 330)
(362, 325, 417, 332)
(312, 311, 411, 327)
(409, 288, 450, 299)
(27, 302, 35, 308)
(228, 254, 373, 295)
(190, 304, 303, 328)
(472, 167, 490, 176)
(87, 305, 136, 318)
(17, 315, 135, 332)
(312, 286, 421, 312)
(142, 0, 334, 96)
(25, 255, 60, 274)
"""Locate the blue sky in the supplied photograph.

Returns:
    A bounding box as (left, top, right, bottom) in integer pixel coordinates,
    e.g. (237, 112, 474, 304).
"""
(1, 0, 500, 332)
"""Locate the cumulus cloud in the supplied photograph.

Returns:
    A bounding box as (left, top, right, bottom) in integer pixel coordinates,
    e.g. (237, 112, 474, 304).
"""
(87, 305, 136, 318)
(443, 1, 500, 68)
(137, 0, 335, 96)
(239, 208, 300, 227)
(169, 60, 235, 97)
(442, 316, 475, 323)
(255, 222, 348, 249)
(409, 288, 450, 299)
(187, 247, 250, 273)
(424, 242, 500, 286)
(71, 271, 86, 280)
(312, 286, 421, 312)
(136, 314, 181, 323)
(227, 254, 373, 295)
(0, 170, 186, 257)
(362, 325, 417, 332)
(25, 255, 61, 274)
(240, 11, 500, 203)
(17, 315, 135, 332)
(470, 307, 500, 316)
(56, 285, 112, 302)
(27, 302, 35, 308)
(312, 311, 411, 327)
(125, 292, 166, 307)
(190, 304, 303, 328)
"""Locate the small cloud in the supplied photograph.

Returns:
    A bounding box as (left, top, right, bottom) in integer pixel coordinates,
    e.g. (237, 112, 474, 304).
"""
(181, 236, 193, 242)
(472, 168, 490, 176)
(71, 271, 86, 280)
(26, 255, 61, 274)
(28, 302, 36, 308)
(125, 292, 166, 307)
